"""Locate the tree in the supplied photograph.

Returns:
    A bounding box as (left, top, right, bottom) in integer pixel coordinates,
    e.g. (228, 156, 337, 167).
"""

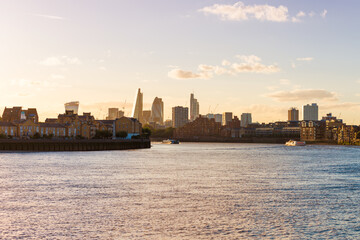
(94, 130, 112, 139)
(0, 134, 7, 139)
(32, 132, 41, 139)
(142, 127, 152, 138)
(116, 131, 128, 138)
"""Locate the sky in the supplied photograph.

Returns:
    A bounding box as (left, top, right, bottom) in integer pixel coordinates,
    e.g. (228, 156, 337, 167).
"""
(1, 0, 360, 123)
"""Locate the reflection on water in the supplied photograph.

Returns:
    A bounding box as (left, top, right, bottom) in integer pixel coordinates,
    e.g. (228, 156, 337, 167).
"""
(0, 143, 359, 239)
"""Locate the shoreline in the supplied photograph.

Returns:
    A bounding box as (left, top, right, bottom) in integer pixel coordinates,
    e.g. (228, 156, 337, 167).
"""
(0, 139, 151, 152)
(151, 137, 356, 146)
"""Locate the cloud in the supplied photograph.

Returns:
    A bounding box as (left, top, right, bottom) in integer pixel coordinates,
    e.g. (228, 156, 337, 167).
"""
(296, 57, 313, 61)
(222, 60, 231, 66)
(322, 102, 360, 110)
(231, 55, 280, 73)
(199, 1, 289, 22)
(33, 14, 64, 20)
(168, 54, 280, 80)
(321, 9, 328, 18)
(291, 11, 307, 22)
(296, 11, 306, 18)
(167, 69, 212, 80)
(267, 89, 338, 102)
(40, 56, 82, 66)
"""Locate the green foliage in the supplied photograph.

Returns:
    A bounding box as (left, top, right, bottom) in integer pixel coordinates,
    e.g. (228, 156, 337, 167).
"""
(131, 135, 141, 139)
(0, 134, 7, 139)
(94, 130, 112, 139)
(76, 135, 85, 140)
(142, 127, 152, 138)
(46, 134, 54, 139)
(116, 131, 128, 138)
(32, 132, 41, 139)
(151, 127, 174, 138)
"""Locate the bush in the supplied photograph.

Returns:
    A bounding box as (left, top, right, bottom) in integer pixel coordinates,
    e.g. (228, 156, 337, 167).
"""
(94, 130, 112, 139)
(32, 132, 41, 139)
(151, 127, 174, 138)
(76, 135, 85, 140)
(0, 134, 7, 139)
(116, 131, 128, 138)
(45, 134, 54, 139)
(142, 127, 151, 138)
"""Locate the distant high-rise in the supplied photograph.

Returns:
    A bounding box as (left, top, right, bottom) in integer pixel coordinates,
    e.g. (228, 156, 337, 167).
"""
(190, 93, 199, 121)
(222, 112, 233, 126)
(241, 113, 252, 127)
(106, 108, 124, 120)
(151, 97, 164, 124)
(142, 110, 152, 124)
(65, 101, 79, 114)
(288, 108, 299, 121)
(303, 103, 318, 121)
(131, 88, 143, 123)
(214, 114, 222, 124)
(172, 106, 188, 128)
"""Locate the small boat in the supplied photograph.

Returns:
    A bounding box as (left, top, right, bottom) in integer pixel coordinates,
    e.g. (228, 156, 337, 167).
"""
(285, 140, 306, 146)
(162, 139, 180, 144)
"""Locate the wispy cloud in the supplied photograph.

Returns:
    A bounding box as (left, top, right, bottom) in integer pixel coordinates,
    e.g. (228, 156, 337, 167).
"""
(33, 14, 64, 20)
(322, 102, 360, 110)
(199, 1, 289, 22)
(40, 56, 82, 66)
(320, 9, 328, 19)
(296, 57, 314, 62)
(267, 89, 338, 102)
(168, 69, 212, 80)
(168, 54, 280, 80)
(199, 2, 326, 23)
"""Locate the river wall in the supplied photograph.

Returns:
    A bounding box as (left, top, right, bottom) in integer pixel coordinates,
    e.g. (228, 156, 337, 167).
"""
(151, 136, 299, 144)
(0, 139, 151, 152)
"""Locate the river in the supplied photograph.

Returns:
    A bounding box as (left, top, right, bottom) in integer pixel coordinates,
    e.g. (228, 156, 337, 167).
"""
(0, 143, 359, 239)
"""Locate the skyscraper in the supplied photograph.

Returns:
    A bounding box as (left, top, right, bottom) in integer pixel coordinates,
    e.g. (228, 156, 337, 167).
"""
(151, 97, 164, 124)
(222, 112, 233, 126)
(131, 88, 143, 123)
(303, 103, 318, 121)
(190, 93, 199, 121)
(288, 108, 299, 121)
(172, 106, 188, 128)
(241, 113, 252, 127)
(142, 110, 152, 124)
(65, 101, 79, 114)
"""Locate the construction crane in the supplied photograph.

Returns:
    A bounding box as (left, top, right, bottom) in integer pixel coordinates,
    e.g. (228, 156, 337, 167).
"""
(122, 99, 127, 116)
(213, 104, 219, 114)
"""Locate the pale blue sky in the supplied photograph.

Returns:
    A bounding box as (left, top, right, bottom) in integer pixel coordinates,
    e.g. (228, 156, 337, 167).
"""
(0, 0, 359, 123)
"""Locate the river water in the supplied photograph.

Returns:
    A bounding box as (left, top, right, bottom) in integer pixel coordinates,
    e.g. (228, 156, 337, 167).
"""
(0, 143, 359, 239)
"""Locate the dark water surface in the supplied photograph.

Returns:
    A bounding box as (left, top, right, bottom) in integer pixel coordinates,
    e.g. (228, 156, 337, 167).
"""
(0, 143, 359, 239)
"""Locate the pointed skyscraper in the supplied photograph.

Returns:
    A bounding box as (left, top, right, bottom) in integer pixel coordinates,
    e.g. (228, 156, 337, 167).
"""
(132, 88, 143, 123)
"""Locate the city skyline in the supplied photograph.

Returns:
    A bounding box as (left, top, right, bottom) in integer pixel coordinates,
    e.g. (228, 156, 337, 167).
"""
(1, 1, 360, 123)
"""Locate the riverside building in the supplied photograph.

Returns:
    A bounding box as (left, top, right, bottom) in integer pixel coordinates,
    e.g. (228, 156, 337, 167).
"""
(241, 113, 252, 127)
(303, 103, 318, 121)
(288, 108, 299, 122)
(172, 106, 188, 128)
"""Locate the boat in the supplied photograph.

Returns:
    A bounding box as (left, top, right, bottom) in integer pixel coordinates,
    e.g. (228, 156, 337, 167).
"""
(162, 139, 180, 144)
(285, 140, 306, 146)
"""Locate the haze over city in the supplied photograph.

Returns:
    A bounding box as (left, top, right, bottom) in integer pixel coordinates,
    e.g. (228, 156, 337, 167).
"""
(1, 1, 360, 123)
